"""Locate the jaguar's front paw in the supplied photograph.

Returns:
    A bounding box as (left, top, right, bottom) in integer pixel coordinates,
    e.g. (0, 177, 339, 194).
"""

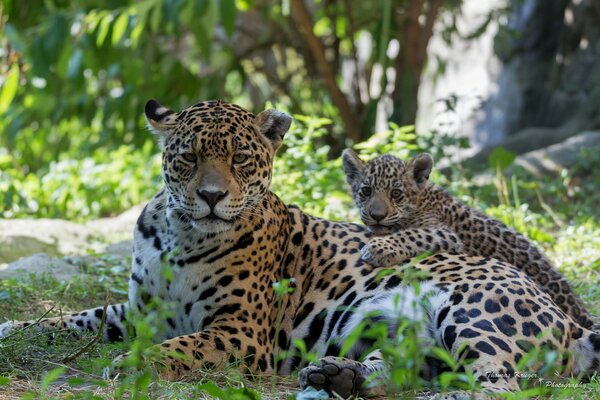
(360, 238, 401, 267)
(299, 356, 366, 399)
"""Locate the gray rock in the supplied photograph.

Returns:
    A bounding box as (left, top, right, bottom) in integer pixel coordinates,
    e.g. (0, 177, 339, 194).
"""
(0, 205, 142, 264)
(511, 131, 600, 177)
(0, 219, 93, 264)
(0, 253, 80, 282)
(470, 131, 600, 184)
(103, 240, 133, 259)
(86, 204, 144, 240)
(459, 126, 577, 172)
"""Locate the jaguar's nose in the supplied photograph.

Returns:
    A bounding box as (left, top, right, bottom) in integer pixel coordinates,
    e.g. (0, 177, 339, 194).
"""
(369, 201, 387, 222)
(197, 190, 228, 210)
(370, 209, 387, 222)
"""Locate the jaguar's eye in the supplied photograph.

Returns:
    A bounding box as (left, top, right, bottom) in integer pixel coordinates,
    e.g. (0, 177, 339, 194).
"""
(391, 189, 402, 199)
(181, 152, 197, 163)
(233, 153, 249, 164)
(360, 186, 372, 197)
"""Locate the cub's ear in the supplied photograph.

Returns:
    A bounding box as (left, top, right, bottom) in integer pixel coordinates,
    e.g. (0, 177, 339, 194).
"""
(408, 153, 433, 188)
(255, 109, 292, 151)
(342, 149, 365, 187)
(144, 99, 178, 139)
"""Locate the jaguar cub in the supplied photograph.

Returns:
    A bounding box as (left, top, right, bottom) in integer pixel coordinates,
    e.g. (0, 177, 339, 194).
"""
(342, 150, 596, 330)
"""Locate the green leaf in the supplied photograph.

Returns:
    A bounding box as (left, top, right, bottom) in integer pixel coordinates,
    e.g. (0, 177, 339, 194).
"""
(41, 367, 66, 392)
(96, 14, 112, 47)
(150, 3, 163, 33)
(219, 0, 237, 37)
(235, 0, 252, 11)
(197, 382, 226, 397)
(340, 321, 365, 357)
(0, 63, 19, 113)
(66, 377, 85, 386)
(488, 146, 516, 172)
(112, 12, 129, 46)
(0, 376, 11, 386)
(430, 347, 456, 370)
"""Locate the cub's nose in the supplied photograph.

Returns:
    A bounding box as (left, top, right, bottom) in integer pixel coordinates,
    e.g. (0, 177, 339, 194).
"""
(369, 201, 387, 222)
(369, 209, 387, 222)
(197, 190, 228, 210)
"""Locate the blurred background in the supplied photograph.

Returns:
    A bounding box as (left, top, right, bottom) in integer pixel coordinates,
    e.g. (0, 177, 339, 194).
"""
(0, 0, 599, 221)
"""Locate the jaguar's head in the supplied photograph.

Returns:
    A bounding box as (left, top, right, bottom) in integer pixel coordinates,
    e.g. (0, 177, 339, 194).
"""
(145, 99, 291, 234)
(342, 150, 433, 235)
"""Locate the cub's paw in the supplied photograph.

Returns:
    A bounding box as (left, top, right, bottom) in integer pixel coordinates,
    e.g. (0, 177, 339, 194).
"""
(360, 238, 402, 267)
(299, 356, 366, 399)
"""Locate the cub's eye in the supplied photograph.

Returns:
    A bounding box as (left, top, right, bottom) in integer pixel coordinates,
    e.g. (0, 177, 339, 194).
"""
(233, 153, 249, 164)
(360, 186, 372, 197)
(391, 189, 402, 199)
(180, 152, 197, 163)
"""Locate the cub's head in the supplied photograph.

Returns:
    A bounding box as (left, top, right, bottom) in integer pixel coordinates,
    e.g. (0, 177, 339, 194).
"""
(342, 150, 433, 235)
(145, 99, 291, 234)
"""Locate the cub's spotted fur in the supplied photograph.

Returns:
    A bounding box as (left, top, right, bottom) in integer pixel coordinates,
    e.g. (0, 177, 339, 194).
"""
(1, 102, 599, 399)
(342, 150, 596, 330)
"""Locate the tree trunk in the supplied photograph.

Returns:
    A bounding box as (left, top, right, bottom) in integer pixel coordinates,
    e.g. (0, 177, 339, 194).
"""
(290, 0, 363, 143)
(391, 0, 442, 127)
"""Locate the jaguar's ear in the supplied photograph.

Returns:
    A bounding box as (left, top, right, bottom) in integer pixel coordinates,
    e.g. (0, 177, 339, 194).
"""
(255, 109, 292, 151)
(408, 153, 433, 189)
(342, 149, 365, 187)
(145, 99, 177, 140)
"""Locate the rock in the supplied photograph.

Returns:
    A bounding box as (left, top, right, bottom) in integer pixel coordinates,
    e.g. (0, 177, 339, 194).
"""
(469, 131, 600, 184)
(0, 253, 80, 282)
(86, 204, 144, 241)
(458, 126, 577, 172)
(475, 0, 600, 147)
(0, 205, 143, 264)
(510, 131, 600, 177)
(103, 240, 133, 259)
(0, 219, 93, 264)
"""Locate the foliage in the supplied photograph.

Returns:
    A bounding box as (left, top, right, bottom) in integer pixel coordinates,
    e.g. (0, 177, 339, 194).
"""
(0, 0, 486, 181)
(0, 143, 161, 219)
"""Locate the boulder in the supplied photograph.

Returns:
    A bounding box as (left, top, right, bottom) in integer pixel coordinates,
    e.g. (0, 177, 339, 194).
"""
(460, 126, 578, 172)
(0, 253, 80, 282)
(86, 204, 144, 240)
(0, 205, 142, 264)
(510, 131, 600, 177)
(0, 219, 92, 264)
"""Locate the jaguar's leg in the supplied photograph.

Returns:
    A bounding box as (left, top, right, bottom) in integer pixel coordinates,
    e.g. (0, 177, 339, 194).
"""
(0, 303, 130, 342)
(361, 227, 463, 267)
(117, 325, 272, 380)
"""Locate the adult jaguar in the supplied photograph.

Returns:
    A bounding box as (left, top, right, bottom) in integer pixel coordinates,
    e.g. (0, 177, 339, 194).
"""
(1, 100, 599, 399)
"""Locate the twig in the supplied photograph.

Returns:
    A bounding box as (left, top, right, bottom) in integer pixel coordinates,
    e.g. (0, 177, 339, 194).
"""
(1, 328, 78, 348)
(535, 187, 564, 228)
(59, 291, 109, 363)
(32, 357, 104, 379)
